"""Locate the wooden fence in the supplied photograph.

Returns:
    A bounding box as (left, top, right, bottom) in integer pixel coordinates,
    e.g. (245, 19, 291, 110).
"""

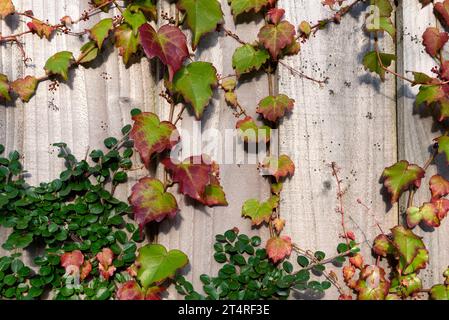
(0, 0, 447, 299)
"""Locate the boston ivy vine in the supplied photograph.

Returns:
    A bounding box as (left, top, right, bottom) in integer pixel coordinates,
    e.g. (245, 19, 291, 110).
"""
(1, 0, 449, 300)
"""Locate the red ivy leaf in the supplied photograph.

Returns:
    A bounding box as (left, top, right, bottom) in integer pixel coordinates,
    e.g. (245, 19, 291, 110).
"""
(256, 94, 295, 122)
(80, 261, 92, 281)
(432, 198, 449, 220)
(27, 19, 54, 39)
(422, 27, 449, 57)
(258, 20, 296, 59)
(117, 280, 145, 300)
(129, 177, 178, 228)
(139, 24, 189, 81)
(429, 174, 449, 200)
(381, 160, 425, 204)
(162, 155, 227, 206)
(130, 112, 179, 169)
(406, 203, 440, 228)
(96, 248, 116, 280)
(267, 8, 285, 25)
(60, 250, 84, 274)
(266, 236, 292, 263)
(435, 0, 449, 27)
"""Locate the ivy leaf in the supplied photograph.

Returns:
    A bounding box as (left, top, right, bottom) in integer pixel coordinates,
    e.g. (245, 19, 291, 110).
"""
(435, 0, 449, 28)
(10, 76, 38, 102)
(362, 51, 395, 81)
(390, 273, 422, 298)
(0, 0, 14, 18)
(258, 21, 296, 59)
(261, 155, 295, 182)
(432, 198, 449, 220)
(114, 24, 140, 65)
(422, 27, 449, 57)
(0, 74, 11, 101)
(381, 160, 425, 204)
(412, 72, 433, 86)
(129, 177, 178, 228)
(123, 8, 147, 35)
(60, 250, 84, 274)
(236, 116, 271, 143)
(177, 0, 223, 50)
(96, 248, 116, 280)
(436, 135, 449, 162)
(366, 17, 395, 39)
(229, 0, 272, 17)
(429, 174, 449, 200)
(430, 284, 449, 300)
(392, 226, 428, 275)
(136, 244, 188, 289)
(266, 236, 292, 264)
(130, 112, 179, 168)
(117, 280, 145, 300)
(355, 265, 390, 300)
(267, 8, 285, 25)
(27, 19, 54, 39)
(139, 24, 189, 81)
(79, 41, 99, 64)
(89, 18, 113, 48)
(162, 155, 226, 206)
(256, 94, 295, 122)
(406, 203, 440, 228)
(172, 62, 218, 119)
(242, 196, 279, 226)
(371, 0, 393, 17)
(232, 44, 270, 75)
(128, 0, 158, 21)
(44, 51, 74, 81)
(373, 234, 395, 257)
(416, 85, 445, 106)
(203, 183, 228, 207)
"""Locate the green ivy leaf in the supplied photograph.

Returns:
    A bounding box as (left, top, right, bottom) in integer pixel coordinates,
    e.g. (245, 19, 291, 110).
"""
(381, 160, 425, 204)
(128, 0, 158, 21)
(371, 0, 393, 17)
(178, 0, 223, 50)
(89, 18, 113, 48)
(130, 112, 179, 168)
(136, 244, 189, 289)
(406, 203, 440, 229)
(78, 41, 99, 64)
(0, 74, 11, 101)
(430, 284, 449, 300)
(44, 51, 74, 81)
(242, 196, 279, 225)
(261, 155, 295, 182)
(123, 8, 147, 35)
(437, 135, 449, 162)
(366, 16, 395, 38)
(229, 0, 272, 18)
(114, 24, 140, 65)
(416, 85, 445, 106)
(355, 265, 390, 300)
(362, 51, 395, 81)
(236, 116, 271, 143)
(129, 177, 178, 228)
(172, 62, 218, 119)
(232, 44, 269, 75)
(392, 226, 428, 275)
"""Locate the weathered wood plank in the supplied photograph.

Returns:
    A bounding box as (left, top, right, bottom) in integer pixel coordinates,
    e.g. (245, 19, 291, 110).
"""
(0, 0, 157, 261)
(397, 1, 449, 289)
(156, 1, 270, 298)
(278, 0, 398, 298)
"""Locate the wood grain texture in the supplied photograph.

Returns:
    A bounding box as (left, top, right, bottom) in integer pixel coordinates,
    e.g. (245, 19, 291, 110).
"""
(156, 1, 270, 298)
(278, 0, 398, 298)
(397, 1, 449, 289)
(0, 0, 157, 262)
